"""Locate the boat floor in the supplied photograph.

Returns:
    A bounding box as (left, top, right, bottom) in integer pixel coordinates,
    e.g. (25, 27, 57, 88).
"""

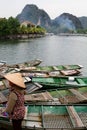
(0, 107, 87, 130)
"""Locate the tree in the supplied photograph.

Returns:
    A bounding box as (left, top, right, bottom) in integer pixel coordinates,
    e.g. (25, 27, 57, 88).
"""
(0, 17, 46, 39)
(7, 17, 20, 34)
(0, 18, 8, 36)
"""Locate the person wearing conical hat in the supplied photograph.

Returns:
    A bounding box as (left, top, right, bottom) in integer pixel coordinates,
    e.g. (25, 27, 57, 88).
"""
(3, 73, 26, 130)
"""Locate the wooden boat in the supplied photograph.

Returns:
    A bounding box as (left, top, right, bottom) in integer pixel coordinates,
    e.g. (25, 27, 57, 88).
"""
(0, 59, 42, 78)
(0, 76, 31, 92)
(21, 69, 81, 79)
(1, 76, 87, 104)
(59, 69, 81, 76)
(0, 105, 87, 130)
(32, 76, 87, 90)
(24, 87, 87, 105)
(20, 64, 83, 77)
(20, 64, 83, 72)
(0, 60, 6, 67)
(0, 80, 44, 104)
(1, 77, 87, 105)
(1, 69, 67, 80)
(1, 84, 87, 105)
(0, 64, 83, 79)
(22, 72, 50, 78)
(7, 59, 42, 68)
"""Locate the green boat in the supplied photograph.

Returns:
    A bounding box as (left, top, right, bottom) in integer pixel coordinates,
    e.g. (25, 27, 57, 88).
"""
(32, 76, 87, 90)
(0, 105, 87, 130)
(1, 86, 87, 105)
(20, 64, 83, 72)
(20, 64, 83, 77)
(25, 87, 87, 105)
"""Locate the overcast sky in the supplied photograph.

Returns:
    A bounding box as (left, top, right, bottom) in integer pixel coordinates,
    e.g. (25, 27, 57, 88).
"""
(0, 0, 87, 19)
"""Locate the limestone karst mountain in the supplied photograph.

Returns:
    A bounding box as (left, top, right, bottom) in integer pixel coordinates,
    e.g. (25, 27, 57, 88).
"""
(16, 4, 84, 34)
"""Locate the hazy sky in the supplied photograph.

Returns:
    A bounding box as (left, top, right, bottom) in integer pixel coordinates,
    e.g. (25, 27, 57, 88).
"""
(0, 0, 87, 19)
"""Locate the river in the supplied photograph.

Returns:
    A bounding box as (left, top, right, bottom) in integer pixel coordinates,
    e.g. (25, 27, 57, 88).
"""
(0, 35, 87, 75)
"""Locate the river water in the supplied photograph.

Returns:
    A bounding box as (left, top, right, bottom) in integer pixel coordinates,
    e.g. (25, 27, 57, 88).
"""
(0, 35, 87, 75)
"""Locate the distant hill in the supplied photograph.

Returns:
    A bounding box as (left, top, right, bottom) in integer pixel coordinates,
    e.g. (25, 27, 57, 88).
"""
(16, 4, 85, 34)
(51, 13, 83, 34)
(79, 16, 87, 29)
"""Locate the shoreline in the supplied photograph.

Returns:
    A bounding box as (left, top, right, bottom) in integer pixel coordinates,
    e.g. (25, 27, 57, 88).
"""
(57, 33, 87, 37)
(0, 33, 45, 40)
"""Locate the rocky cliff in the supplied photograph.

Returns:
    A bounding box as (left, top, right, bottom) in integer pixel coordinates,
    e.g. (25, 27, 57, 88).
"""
(16, 4, 51, 28)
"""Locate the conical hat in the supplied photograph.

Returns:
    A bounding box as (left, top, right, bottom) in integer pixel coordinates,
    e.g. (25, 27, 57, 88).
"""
(4, 73, 26, 89)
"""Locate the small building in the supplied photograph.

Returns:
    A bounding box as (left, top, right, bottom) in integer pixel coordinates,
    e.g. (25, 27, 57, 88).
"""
(20, 21, 35, 27)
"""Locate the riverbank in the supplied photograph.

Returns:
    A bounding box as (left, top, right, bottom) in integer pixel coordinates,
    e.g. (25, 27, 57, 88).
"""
(0, 33, 45, 40)
(57, 33, 87, 37)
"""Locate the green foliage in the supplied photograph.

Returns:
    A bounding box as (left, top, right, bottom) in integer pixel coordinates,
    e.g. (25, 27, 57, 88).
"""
(20, 25, 46, 34)
(77, 29, 87, 34)
(7, 17, 20, 34)
(0, 18, 8, 36)
(0, 16, 46, 38)
(0, 17, 20, 37)
(19, 25, 28, 34)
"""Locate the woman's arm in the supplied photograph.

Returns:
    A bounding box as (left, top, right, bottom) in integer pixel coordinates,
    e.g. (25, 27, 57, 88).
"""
(5, 92, 17, 114)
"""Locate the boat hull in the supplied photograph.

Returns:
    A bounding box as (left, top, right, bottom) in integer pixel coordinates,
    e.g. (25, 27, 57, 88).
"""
(32, 76, 87, 90)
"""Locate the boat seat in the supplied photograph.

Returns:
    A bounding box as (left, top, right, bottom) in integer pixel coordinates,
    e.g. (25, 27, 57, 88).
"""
(53, 66, 58, 70)
(76, 79, 86, 85)
(66, 106, 85, 128)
